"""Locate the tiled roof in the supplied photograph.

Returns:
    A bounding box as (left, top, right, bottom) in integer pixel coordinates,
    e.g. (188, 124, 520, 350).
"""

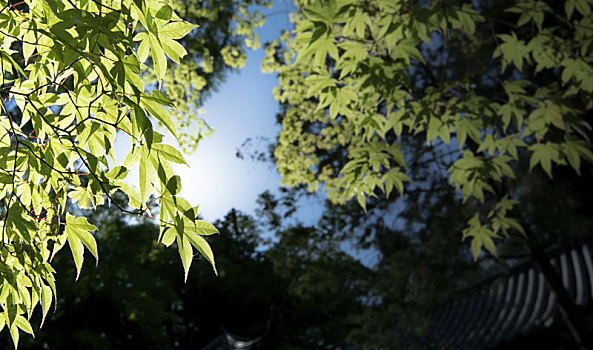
(424, 244, 593, 349)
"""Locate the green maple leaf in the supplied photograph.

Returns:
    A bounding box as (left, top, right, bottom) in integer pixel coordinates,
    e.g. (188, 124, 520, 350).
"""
(65, 214, 98, 281)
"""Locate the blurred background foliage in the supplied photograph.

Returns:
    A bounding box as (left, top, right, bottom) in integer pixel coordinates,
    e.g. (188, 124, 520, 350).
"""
(0, 154, 590, 349)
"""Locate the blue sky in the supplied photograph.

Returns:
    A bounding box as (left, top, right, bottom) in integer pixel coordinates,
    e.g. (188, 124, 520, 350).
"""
(115, 1, 326, 225)
(169, 1, 296, 221)
(170, 48, 283, 221)
(112, 1, 377, 264)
